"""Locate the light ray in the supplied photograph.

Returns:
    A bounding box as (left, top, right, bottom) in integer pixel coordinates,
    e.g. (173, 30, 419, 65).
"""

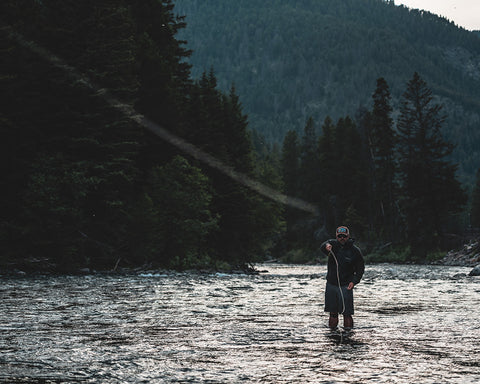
(3, 26, 318, 214)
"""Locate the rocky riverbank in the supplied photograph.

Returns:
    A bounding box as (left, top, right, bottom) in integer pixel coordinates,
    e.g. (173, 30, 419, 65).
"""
(439, 239, 480, 275)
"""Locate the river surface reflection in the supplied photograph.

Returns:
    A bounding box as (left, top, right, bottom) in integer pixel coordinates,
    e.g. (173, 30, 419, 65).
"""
(0, 264, 479, 383)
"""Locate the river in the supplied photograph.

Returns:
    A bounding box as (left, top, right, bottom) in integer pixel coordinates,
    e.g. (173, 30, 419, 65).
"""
(0, 264, 479, 383)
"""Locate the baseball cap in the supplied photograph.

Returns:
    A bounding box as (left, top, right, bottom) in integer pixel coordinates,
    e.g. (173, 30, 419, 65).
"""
(336, 226, 349, 236)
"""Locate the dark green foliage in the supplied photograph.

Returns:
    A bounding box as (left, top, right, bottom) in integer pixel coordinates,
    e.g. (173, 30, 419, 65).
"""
(281, 130, 300, 198)
(299, 117, 319, 203)
(367, 77, 398, 241)
(2, 0, 144, 270)
(143, 156, 218, 269)
(133, 0, 192, 132)
(397, 73, 467, 259)
(470, 169, 480, 228)
(253, 144, 285, 257)
(317, 117, 338, 231)
(1, 0, 277, 272)
(281, 114, 371, 252)
(325, 116, 370, 238)
(281, 130, 301, 249)
(280, 75, 467, 262)
(1, 1, 472, 271)
(288, 118, 322, 251)
(192, 79, 282, 264)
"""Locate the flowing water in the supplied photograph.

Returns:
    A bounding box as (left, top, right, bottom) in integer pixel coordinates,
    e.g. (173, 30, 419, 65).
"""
(0, 264, 479, 383)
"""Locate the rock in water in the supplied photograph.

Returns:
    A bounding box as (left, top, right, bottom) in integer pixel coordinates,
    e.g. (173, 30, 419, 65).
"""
(451, 273, 466, 279)
(469, 265, 480, 276)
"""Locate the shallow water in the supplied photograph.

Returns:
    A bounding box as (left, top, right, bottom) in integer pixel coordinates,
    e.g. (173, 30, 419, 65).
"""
(0, 264, 479, 383)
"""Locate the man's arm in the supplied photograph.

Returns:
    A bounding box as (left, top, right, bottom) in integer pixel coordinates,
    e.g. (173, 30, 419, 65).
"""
(320, 240, 334, 255)
(352, 247, 365, 286)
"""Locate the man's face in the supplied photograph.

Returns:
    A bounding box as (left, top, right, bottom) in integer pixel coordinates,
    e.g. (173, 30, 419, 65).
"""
(336, 233, 349, 244)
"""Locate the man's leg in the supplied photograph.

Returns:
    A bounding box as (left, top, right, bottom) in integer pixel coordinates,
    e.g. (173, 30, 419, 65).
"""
(343, 314, 353, 329)
(329, 313, 339, 328)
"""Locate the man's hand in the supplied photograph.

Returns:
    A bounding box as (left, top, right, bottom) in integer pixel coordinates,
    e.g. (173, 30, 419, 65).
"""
(347, 282, 354, 290)
(325, 243, 332, 252)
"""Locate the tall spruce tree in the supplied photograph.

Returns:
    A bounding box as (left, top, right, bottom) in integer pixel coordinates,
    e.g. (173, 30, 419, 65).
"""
(334, 116, 369, 237)
(281, 130, 301, 248)
(213, 84, 257, 264)
(397, 72, 466, 259)
(368, 77, 398, 241)
(133, 0, 192, 133)
(75, 1, 142, 268)
(253, 143, 285, 258)
(2, 1, 144, 270)
(188, 72, 277, 264)
(317, 116, 338, 232)
(282, 130, 300, 198)
(132, 0, 194, 170)
(1, 0, 46, 263)
(294, 117, 322, 251)
(189, 70, 228, 160)
(470, 168, 480, 228)
(299, 117, 319, 203)
(147, 156, 218, 269)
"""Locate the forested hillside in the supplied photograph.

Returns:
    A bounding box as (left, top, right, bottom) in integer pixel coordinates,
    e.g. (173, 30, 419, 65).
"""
(174, 0, 480, 183)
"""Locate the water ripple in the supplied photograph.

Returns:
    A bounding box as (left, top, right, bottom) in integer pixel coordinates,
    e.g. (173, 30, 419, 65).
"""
(0, 264, 479, 383)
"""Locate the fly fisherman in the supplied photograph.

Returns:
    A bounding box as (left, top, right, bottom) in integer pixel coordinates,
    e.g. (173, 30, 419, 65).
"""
(320, 226, 365, 329)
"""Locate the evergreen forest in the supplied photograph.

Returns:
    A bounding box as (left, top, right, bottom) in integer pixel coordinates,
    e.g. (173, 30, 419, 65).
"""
(174, 0, 480, 185)
(1, 1, 479, 273)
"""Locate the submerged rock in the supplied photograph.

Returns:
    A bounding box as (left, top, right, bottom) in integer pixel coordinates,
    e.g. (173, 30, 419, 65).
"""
(451, 273, 466, 279)
(469, 265, 480, 276)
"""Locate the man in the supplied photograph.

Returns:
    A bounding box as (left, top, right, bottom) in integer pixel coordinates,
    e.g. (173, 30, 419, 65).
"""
(320, 226, 365, 329)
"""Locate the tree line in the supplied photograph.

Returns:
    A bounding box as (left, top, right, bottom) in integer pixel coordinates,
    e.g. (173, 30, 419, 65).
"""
(1, 1, 476, 273)
(280, 74, 468, 261)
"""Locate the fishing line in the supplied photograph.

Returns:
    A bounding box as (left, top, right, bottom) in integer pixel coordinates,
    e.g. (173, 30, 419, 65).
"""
(329, 249, 345, 315)
(2, 25, 319, 214)
(329, 248, 348, 343)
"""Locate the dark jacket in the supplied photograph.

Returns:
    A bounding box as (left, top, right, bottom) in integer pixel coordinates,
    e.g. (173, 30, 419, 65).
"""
(320, 238, 365, 286)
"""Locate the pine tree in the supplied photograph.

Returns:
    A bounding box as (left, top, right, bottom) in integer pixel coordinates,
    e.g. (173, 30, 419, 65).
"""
(1, 1, 47, 263)
(318, 117, 337, 186)
(133, 0, 192, 132)
(188, 72, 277, 265)
(282, 130, 300, 198)
(299, 117, 319, 202)
(147, 156, 218, 269)
(281, 130, 301, 248)
(470, 169, 480, 228)
(2, 1, 144, 269)
(397, 72, 466, 259)
(189, 70, 228, 160)
(368, 77, 398, 241)
(334, 116, 369, 237)
(210, 84, 255, 264)
(253, 142, 285, 257)
(291, 117, 322, 251)
(224, 85, 255, 174)
(317, 116, 338, 232)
